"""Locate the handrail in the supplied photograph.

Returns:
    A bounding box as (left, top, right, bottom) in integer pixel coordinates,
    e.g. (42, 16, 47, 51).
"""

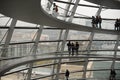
(0, 55, 120, 76)
(3, 59, 112, 76)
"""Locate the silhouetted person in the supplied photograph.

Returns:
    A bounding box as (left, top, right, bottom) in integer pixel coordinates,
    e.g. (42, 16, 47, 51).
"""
(53, 3, 58, 12)
(95, 16, 99, 28)
(65, 69, 70, 80)
(71, 42, 75, 56)
(114, 19, 119, 31)
(98, 16, 102, 28)
(118, 19, 120, 31)
(75, 42, 79, 55)
(52, 3, 58, 17)
(110, 69, 116, 80)
(67, 41, 72, 55)
(91, 16, 96, 28)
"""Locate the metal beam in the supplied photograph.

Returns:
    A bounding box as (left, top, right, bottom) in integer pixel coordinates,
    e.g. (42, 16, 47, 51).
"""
(0, 19, 17, 57)
(26, 25, 44, 80)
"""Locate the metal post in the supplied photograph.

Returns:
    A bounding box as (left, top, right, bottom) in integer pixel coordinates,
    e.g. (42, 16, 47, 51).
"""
(1, 19, 17, 57)
(51, 29, 63, 80)
(82, 32, 94, 79)
(95, 5, 102, 16)
(111, 34, 120, 69)
(68, 0, 81, 22)
(55, 29, 69, 80)
(26, 25, 43, 80)
(82, 5, 102, 79)
(55, 0, 81, 79)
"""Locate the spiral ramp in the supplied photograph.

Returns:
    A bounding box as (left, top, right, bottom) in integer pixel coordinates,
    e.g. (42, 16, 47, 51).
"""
(0, 0, 120, 80)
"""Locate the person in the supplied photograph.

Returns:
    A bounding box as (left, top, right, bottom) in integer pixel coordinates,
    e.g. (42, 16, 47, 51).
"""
(71, 42, 75, 56)
(95, 16, 99, 28)
(65, 69, 70, 80)
(98, 16, 102, 29)
(110, 69, 116, 80)
(75, 42, 79, 55)
(67, 41, 72, 55)
(114, 19, 119, 31)
(91, 16, 96, 28)
(52, 3, 58, 17)
(118, 19, 120, 31)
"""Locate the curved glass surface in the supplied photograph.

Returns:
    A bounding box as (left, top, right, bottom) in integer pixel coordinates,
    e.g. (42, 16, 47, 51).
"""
(42, 0, 120, 30)
(0, 0, 120, 80)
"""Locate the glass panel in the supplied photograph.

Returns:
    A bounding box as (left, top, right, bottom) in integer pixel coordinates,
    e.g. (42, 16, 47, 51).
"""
(94, 33, 117, 40)
(11, 29, 37, 42)
(1, 43, 34, 57)
(68, 30, 90, 40)
(92, 61, 112, 69)
(92, 71, 110, 79)
(0, 29, 8, 43)
(0, 17, 12, 26)
(38, 42, 58, 53)
(91, 41, 115, 50)
(42, 29, 61, 40)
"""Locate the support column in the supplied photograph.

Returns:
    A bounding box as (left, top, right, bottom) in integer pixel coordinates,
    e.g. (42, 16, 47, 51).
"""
(55, 29, 69, 80)
(95, 5, 102, 16)
(1, 19, 17, 57)
(111, 34, 120, 69)
(68, 0, 80, 22)
(51, 30, 63, 80)
(82, 5, 102, 79)
(82, 32, 94, 79)
(26, 25, 43, 80)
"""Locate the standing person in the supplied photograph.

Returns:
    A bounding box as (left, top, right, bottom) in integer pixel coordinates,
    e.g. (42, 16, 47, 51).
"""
(67, 41, 72, 55)
(75, 42, 79, 55)
(114, 19, 119, 31)
(71, 42, 75, 56)
(118, 19, 120, 31)
(95, 16, 99, 28)
(110, 69, 116, 80)
(98, 16, 102, 29)
(65, 69, 70, 80)
(91, 16, 96, 28)
(52, 3, 58, 17)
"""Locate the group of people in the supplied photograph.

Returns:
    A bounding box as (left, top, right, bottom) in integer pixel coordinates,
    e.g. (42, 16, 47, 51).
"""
(91, 16, 102, 28)
(67, 41, 79, 55)
(114, 18, 120, 31)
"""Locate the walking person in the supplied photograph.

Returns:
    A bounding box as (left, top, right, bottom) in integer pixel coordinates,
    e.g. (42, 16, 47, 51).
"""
(52, 3, 58, 17)
(110, 69, 116, 80)
(65, 69, 70, 80)
(118, 19, 120, 31)
(91, 16, 96, 28)
(114, 19, 119, 31)
(75, 42, 79, 55)
(95, 16, 99, 28)
(67, 41, 72, 55)
(98, 16, 102, 29)
(71, 42, 75, 56)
